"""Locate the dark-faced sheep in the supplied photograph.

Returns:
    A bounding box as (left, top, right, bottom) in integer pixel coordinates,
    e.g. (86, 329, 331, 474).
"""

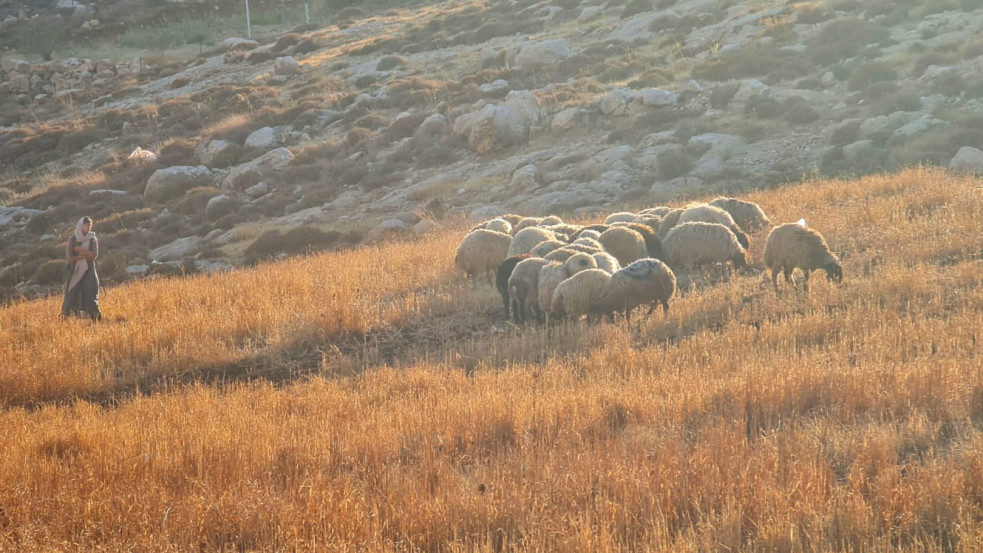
(593, 258, 676, 322)
(763, 222, 842, 291)
(455, 228, 512, 282)
(496, 254, 530, 321)
(620, 221, 666, 261)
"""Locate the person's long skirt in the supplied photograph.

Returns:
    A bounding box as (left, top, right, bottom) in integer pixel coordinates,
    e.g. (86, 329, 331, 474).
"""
(61, 265, 102, 320)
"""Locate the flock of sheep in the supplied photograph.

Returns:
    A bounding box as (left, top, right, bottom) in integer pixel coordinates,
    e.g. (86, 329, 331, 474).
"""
(454, 197, 843, 324)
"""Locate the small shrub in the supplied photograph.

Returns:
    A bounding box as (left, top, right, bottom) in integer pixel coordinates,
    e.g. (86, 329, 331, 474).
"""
(99, 208, 155, 233)
(933, 72, 967, 97)
(795, 5, 829, 24)
(656, 149, 692, 180)
(708, 83, 740, 109)
(30, 259, 65, 286)
(621, 0, 653, 19)
(243, 225, 359, 264)
(271, 33, 301, 53)
(848, 61, 898, 92)
(376, 55, 408, 71)
(830, 121, 861, 146)
(746, 94, 785, 118)
(807, 18, 889, 65)
(783, 101, 820, 125)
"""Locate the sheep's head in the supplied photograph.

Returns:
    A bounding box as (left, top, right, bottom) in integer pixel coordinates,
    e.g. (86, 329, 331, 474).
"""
(732, 250, 749, 270)
(824, 261, 843, 283)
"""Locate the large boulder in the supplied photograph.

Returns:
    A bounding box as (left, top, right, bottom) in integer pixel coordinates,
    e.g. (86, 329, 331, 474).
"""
(222, 148, 294, 192)
(144, 165, 214, 202)
(510, 39, 573, 72)
(949, 147, 983, 174)
(460, 90, 542, 154)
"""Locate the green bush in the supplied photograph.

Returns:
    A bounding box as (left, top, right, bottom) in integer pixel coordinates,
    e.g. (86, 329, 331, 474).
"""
(848, 61, 898, 92)
(30, 259, 66, 286)
(656, 149, 692, 180)
(244, 225, 360, 264)
(807, 18, 889, 65)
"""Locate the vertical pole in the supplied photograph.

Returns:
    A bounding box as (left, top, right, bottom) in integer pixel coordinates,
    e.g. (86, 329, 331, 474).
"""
(305, 0, 310, 24)
(244, 0, 252, 38)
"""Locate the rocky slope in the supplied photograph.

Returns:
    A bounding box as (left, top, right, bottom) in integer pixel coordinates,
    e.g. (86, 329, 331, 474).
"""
(3, 0, 983, 300)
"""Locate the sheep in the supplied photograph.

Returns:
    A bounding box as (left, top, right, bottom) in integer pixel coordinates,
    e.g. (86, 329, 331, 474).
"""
(604, 211, 639, 224)
(563, 242, 605, 255)
(640, 206, 673, 217)
(508, 256, 550, 323)
(550, 269, 613, 321)
(455, 228, 512, 282)
(529, 239, 565, 258)
(570, 236, 604, 251)
(763, 222, 842, 291)
(593, 258, 676, 322)
(542, 223, 583, 241)
(508, 226, 557, 257)
(571, 224, 611, 240)
(591, 251, 621, 274)
(574, 229, 602, 241)
(499, 213, 525, 227)
(677, 203, 750, 250)
(538, 253, 598, 318)
(469, 216, 513, 235)
(620, 221, 666, 261)
(662, 221, 748, 272)
(512, 216, 545, 235)
(597, 226, 648, 267)
(657, 208, 685, 238)
(496, 254, 530, 321)
(540, 215, 564, 226)
(709, 197, 770, 233)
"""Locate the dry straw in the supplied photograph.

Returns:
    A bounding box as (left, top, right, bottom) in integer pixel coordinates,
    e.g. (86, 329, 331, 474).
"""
(2, 167, 983, 550)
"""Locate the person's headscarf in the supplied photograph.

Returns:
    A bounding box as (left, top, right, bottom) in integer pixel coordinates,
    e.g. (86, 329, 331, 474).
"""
(67, 217, 96, 292)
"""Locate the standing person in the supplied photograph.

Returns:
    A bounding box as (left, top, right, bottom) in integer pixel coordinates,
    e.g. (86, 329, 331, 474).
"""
(61, 216, 103, 321)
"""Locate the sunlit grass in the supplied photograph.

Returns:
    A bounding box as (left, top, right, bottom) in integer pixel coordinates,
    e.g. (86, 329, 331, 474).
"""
(3, 167, 983, 550)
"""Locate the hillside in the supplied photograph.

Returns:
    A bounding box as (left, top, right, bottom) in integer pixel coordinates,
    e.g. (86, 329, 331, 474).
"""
(2, 167, 983, 550)
(3, 0, 983, 302)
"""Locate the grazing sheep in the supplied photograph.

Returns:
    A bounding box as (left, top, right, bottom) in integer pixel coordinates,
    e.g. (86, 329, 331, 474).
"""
(538, 253, 598, 318)
(512, 216, 545, 235)
(543, 223, 583, 241)
(571, 236, 604, 250)
(531, 239, 567, 258)
(571, 224, 611, 240)
(763, 222, 842, 291)
(455, 229, 513, 281)
(598, 226, 648, 267)
(544, 247, 579, 262)
(499, 213, 525, 227)
(621, 221, 666, 261)
(593, 258, 676, 322)
(640, 206, 673, 217)
(508, 256, 550, 323)
(592, 251, 621, 274)
(508, 226, 557, 257)
(471, 217, 513, 235)
(657, 208, 685, 238)
(540, 215, 564, 226)
(550, 269, 613, 321)
(564, 242, 605, 255)
(496, 254, 530, 320)
(709, 197, 770, 233)
(677, 203, 750, 250)
(604, 211, 639, 224)
(575, 229, 602, 241)
(662, 222, 748, 272)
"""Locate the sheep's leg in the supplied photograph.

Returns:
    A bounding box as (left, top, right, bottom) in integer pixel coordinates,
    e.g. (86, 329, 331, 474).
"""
(802, 270, 811, 292)
(661, 300, 669, 315)
(783, 268, 793, 286)
(771, 269, 780, 290)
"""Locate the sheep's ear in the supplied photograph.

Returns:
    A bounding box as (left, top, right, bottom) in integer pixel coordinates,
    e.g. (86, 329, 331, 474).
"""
(796, 218, 806, 227)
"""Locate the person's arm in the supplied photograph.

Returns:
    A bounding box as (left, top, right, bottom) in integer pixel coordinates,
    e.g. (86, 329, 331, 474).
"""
(90, 237, 98, 262)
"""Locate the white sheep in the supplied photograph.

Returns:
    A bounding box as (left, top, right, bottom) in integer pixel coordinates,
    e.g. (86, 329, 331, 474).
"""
(571, 236, 604, 250)
(550, 269, 613, 321)
(538, 252, 598, 318)
(481, 217, 513, 235)
(508, 256, 550, 323)
(540, 215, 564, 226)
(591, 251, 621, 274)
(593, 258, 676, 322)
(597, 226, 648, 267)
(604, 211, 639, 224)
(455, 228, 512, 281)
(512, 216, 545, 235)
(575, 229, 602, 241)
(640, 206, 673, 217)
(763, 222, 842, 291)
(530, 239, 567, 258)
(662, 221, 748, 272)
(709, 197, 771, 233)
(542, 223, 583, 241)
(677, 203, 750, 249)
(508, 226, 557, 257)
(657, 207, 685, 238)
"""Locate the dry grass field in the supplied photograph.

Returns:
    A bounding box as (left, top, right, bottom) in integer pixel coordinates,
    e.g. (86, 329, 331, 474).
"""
(3, 167, 983, 551)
